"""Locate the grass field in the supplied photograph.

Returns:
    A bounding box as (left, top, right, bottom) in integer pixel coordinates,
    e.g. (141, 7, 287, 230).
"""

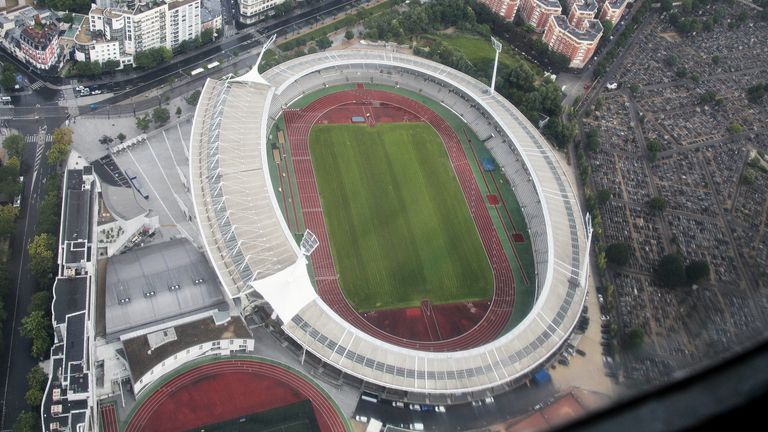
(310, 122, 493, 311)
(429, 32, 536, 75)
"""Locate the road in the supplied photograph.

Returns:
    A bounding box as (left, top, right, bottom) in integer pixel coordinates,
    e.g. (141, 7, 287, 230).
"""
(354, 382, 558, 431)
(0, 115, 64, 429)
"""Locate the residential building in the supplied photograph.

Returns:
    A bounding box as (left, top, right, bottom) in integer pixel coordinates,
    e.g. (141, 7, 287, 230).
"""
(599, 0, 628, 25)
(238, 0, 287, 25)
(478, 0, 519, 21)
(567, 0, 597, 30)
(543, 14, 602, 68)
(77, 0, 201, 67)
(19, 16, 60, 69)
(518, 0, 561, 32)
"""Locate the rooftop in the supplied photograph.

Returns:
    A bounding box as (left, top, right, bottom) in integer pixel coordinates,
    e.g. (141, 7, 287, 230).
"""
(64, 169, 92, 243)
(122, 314, 251, 380)
(104, 238, 226, 336)
(535, 0, 563, 10)
(53, 277, 88, 326)
(552, 15, 603, 42)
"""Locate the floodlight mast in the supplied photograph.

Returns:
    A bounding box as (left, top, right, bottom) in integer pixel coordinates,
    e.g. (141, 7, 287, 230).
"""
(255, 33, 277, 72)
(490, 36, 502, 94)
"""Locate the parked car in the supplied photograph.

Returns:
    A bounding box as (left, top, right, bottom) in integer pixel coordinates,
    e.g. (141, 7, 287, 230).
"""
(409, 404, 421, 411)
(392, 401, 405, 408)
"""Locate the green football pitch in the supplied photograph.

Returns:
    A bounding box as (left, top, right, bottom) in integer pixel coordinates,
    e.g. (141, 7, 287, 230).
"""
(309, 122, 493, 311)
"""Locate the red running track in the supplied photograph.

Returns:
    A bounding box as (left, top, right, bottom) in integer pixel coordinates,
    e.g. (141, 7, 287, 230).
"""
(125, 359, 346, 432)
(100, 403, 119, 432)
(283, 88, 515, 352)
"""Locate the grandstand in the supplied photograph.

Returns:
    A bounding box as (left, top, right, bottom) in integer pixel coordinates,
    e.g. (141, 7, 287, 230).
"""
(189, 49, 590, 399)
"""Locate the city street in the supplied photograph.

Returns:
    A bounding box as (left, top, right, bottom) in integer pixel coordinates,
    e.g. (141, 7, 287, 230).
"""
(0, 115, 64, 429)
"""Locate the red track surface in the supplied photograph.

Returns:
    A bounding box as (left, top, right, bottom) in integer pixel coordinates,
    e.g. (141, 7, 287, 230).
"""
(100, 403, 118, 432)
(125, 359, 345, 432)
(282, 88, 515, 352)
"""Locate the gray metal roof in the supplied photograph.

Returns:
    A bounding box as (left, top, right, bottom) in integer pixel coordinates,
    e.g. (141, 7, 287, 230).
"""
(105, 238, 226, 336)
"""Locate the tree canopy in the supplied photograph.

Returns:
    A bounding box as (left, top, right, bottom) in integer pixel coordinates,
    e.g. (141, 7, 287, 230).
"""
(134, 47, 172, 69)
(2, 134, 24, 159)
(152, 107, 170, 125)
(648, 196, 668, 212)
(656, 253, 687, 288)
(605, 242, 630, 267)
(20, 310, 52, 359)
(685, 259, 710, 285)
(0, 205, 19, 237)
(28, 233, 56, 283)
(136, 115, 151, 132)
(48, 128, 73, 165)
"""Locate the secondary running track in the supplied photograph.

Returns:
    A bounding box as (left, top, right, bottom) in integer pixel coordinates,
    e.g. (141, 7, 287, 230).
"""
(123, 359, 346, 432)
(282, 87, 515, 352)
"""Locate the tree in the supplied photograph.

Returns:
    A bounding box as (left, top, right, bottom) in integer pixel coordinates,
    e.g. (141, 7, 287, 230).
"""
(12, 411, 38, 432)
(661, 0, 674, 12)
(0, 205, 19, 237)
(345, 29, 355, 40)
(585, 128, 600, 152)
(648, 196, 667, 212)
(117, 132, 126, 143)
(28, 291, 52, 314)
(134, 47, 172, 69)
(597, 188, 612, 206)
(20, 311, 51, 359)
(98, 135, 113, 146)
(625, 327, 645, 350)
(711, 55, 721, 65)
(629, 83, 640, 95)
(647, 139, 662, 162)
(699, 90, 718, 105)
(656, 253, 687, 288)
(185, 90, 201, 106)
(601, 20, 614, 36)
(175, 106, 182, 117)
(103, 59, 121, 72)
(686, 260, 710, 285)
(200, 28, 215, 45)
(1, 64, 17, 90)
(48, 128, 73, 165)
(152, 107, 170, 125)
(28, 233, 56, 282)
(25, 366, 47, 407)
(2, 134, 24, 159)
(728, 121, 743, 134)
(136, 115, 151, 132)
(605, 242, 630, 267)
(746, 83, 766, 104)
(316, 35, 332, 51)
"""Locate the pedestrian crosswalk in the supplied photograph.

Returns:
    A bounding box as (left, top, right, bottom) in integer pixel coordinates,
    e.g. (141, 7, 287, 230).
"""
(25, 134, 52, 143)
(29, 81, 45, 90)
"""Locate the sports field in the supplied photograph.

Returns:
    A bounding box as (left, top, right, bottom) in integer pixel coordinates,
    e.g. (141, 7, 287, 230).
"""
(310, 122, 493, 311)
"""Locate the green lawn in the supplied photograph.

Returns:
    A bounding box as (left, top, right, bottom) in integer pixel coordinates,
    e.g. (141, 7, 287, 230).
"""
(429, 32, 537, 76)
(310, 123, 493, 311)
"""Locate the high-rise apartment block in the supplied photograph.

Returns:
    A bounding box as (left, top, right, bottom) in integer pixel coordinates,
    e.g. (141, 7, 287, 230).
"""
(599, 0, 629, 25)
(77, 0, 201, 67)
(543, 14, 602, 68)
(478, 0, 520, 21)
(519, 0, 562, 32)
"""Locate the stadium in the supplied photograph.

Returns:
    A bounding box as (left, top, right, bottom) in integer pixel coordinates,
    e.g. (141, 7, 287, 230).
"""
(189, 48, 590, 401)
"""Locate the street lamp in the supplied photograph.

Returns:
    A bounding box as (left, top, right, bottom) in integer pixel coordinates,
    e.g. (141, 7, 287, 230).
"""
(490, 36, 502, 94)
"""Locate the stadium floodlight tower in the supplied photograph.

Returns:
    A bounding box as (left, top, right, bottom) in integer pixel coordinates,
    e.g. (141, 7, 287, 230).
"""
(490, 36, 502, 94)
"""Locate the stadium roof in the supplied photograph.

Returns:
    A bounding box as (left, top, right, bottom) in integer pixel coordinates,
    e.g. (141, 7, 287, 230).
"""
(104, 238, 226, 336)
(189, 77, 300, 299)
(189, 49, 589, 394)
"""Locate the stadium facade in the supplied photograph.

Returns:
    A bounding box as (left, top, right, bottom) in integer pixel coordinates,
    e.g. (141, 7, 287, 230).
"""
(189, 49, 591, 400)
